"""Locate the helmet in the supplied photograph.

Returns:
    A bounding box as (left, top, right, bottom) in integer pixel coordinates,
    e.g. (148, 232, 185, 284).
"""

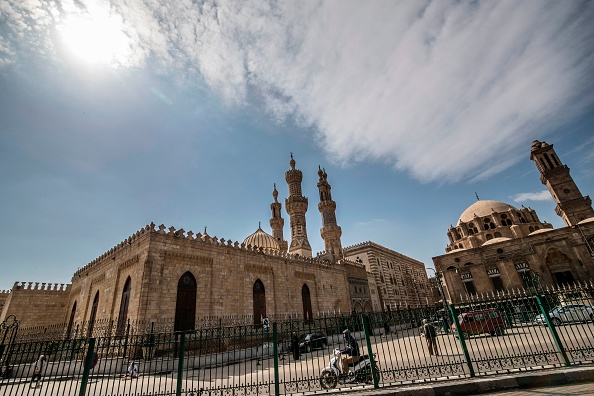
(342, 329, 350, 337)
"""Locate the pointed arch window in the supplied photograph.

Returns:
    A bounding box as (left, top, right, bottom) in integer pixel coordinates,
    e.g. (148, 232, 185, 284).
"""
(88, 291, 99, 337)
(66, 301, 77, 339)
(174, 272, 197, 332)
(253, 279, 266, 325)
(116, 277, 131, 336)
(302, 284, 313, 321)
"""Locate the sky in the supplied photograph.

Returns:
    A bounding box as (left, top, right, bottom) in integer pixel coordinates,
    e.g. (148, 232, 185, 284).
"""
(1, 0, 593, 291)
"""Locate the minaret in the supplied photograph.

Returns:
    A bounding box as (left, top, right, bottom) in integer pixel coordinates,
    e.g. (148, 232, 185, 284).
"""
(317, 166, 343, 258)
(530, 140, 594, 226)
(270, 184, 288, 252)
(285, 154, 312, 257)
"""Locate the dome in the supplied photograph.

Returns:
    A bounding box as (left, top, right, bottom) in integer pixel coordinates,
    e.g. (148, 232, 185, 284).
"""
(528, 228, 554, 235)
(243, 226, 280, 251)
(482, 237, 512, 246)
(578, 217, 594, 225)
(457, 200, 518, 226)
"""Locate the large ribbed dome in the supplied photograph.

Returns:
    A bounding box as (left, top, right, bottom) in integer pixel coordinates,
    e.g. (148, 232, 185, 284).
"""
(243, 226, 280, 251)
(457, 200, 518, 225)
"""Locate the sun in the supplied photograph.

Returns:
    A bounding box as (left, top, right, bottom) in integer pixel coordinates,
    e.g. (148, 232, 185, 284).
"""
(59, 5, 131, 66)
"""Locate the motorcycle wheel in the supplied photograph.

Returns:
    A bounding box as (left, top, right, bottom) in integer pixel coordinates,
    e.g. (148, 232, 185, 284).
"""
(320, 371, 338, 389)
(365, 364, 381, 385)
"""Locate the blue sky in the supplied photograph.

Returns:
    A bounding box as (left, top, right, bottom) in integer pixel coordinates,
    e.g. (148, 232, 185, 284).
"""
(1, 0, 593, 291)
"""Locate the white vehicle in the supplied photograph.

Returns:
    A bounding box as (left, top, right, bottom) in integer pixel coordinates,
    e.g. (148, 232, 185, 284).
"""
(319, 348, 380, 389)
(534, 304, 594, 326)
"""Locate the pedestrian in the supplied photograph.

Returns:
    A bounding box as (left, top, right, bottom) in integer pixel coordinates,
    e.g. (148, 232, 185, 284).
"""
(30, 355, 46, 388)
(121, 361, 138, 379)
(383, 321, 390, 336)
(422, 319, 439, 356)
(291, 332, 300, 360)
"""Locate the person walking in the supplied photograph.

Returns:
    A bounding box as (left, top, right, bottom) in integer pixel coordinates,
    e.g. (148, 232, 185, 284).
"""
(422, 319, 439, 356)
(291, 332, 300, 360)
(30, 355, 46, 388)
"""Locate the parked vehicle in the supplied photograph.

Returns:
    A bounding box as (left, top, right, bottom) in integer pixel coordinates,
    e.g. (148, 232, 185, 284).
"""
(319, 348, 380, 389)
(452, 309, 506, 339)
(534, 304, 594, 326)
(289, 333, 327, 353)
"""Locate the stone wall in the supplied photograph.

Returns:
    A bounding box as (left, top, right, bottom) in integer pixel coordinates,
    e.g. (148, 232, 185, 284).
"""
(0, 282, 70, 328)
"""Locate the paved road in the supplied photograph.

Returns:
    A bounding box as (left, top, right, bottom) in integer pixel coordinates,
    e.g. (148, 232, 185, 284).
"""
(468, 382, 593, 395)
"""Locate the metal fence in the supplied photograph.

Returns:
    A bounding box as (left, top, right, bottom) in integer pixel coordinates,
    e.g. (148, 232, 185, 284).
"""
(1, 283, 593, 396)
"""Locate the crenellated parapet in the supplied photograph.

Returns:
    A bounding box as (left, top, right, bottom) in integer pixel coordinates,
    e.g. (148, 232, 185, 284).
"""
(73, 222, 337, 279)
(11, 281, 70, 293)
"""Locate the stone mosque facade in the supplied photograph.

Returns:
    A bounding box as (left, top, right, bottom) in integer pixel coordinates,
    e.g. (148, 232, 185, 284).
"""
(1, 156, 376, 331)
(433, 140, 594, 303)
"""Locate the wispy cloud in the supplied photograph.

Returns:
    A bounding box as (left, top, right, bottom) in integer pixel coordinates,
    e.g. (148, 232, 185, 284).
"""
(2, 0, 593, 182)
(511, 190, 553, 203)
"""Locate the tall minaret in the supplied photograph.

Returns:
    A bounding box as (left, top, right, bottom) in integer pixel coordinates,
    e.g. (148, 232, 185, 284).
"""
(270, 183, 288, 252)
(317, 166, 343, 258)
(285, 154, 312, 257)
(530, 140, 594, 226)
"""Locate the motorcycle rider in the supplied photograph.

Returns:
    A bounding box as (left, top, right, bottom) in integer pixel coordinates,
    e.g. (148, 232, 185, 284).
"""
(340, 329, 360, 375)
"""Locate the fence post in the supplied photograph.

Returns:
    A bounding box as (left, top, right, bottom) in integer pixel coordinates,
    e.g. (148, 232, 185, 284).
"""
(448, 304, 475, 377)
(78, 337, 95, 396)
(535, 294, 570, 366)
(361, 314, 379, 388)
(272, 322, 280, 396)
(176, 332, 186, 396)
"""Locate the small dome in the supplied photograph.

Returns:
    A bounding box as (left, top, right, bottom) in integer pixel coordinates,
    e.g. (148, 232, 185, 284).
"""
(528, 228, 554, 236)
(482, 237, 512, 246)
(457, 200, 518, 226)
(578, 217, 594, 225)
(243, 226, 280, 251)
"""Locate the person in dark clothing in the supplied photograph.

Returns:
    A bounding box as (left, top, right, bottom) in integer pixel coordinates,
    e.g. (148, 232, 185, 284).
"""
(340, 329, 360, 374)
(422, 319, 439, 356)
(291, 332, 300, 360)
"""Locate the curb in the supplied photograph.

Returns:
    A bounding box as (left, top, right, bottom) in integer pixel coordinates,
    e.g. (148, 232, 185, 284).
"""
(355, 366, 594, 396)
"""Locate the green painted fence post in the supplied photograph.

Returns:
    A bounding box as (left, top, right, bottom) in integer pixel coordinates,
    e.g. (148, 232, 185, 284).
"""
(272, 322, 280, 396)
(176, 332, 186, 396)
(448, 304, 475, 377)
(535, 294, 570, 366)
(362, 314, 379, 388)
(78, 338, 95, 396)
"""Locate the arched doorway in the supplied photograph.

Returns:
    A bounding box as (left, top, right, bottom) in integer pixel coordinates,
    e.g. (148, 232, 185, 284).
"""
(302, 284, 313, 321)
(253, 279, 266, 325)
(174, 272, 197, 332)
(116, 277, 131, 336)
(352, 301, 363, 313)
(363, 301, 373, 312)
(66, 301, 76, 339)
(545, 249, 576, 286)
(88, 292, 99, 337)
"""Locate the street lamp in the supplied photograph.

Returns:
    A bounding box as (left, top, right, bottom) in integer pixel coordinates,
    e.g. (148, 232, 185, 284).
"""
(573, 223, 594, 257)
(426, 268, 449, 310)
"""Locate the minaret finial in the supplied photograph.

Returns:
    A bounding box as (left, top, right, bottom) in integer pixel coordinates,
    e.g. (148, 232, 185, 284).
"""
(258, 221, 261, 229)
(204, 226, 207, 234)
(475, 192, 480, 201)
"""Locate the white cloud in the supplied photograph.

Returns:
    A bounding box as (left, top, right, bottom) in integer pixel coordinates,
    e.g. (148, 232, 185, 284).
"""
(2, 0, 594, 182)
(511, 190, 553, 203)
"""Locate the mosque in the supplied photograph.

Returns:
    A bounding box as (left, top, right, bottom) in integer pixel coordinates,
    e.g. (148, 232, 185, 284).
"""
(433, 140, 594, 303)
(0, 155, 431, 332)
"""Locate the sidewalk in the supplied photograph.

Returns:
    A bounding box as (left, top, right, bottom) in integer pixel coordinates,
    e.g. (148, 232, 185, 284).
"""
(355, 365, 594, 396)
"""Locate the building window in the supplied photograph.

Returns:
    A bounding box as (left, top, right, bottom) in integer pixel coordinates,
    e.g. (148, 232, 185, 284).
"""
(491, 276, 505, 292)
(253, 279, 266, 325)
(175, 272, 197, 331)
(464, 281, 477, 295)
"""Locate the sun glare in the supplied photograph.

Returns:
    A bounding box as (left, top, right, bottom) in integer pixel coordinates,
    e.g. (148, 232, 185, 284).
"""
(60, 6, 130, 66)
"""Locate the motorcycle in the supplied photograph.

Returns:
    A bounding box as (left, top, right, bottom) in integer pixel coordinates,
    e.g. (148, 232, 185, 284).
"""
(319, 348, 380, 389)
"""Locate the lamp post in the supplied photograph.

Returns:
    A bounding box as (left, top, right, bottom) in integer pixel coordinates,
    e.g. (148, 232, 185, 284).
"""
(426, 268, 449, 311)
(573, 223, 594, 257)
